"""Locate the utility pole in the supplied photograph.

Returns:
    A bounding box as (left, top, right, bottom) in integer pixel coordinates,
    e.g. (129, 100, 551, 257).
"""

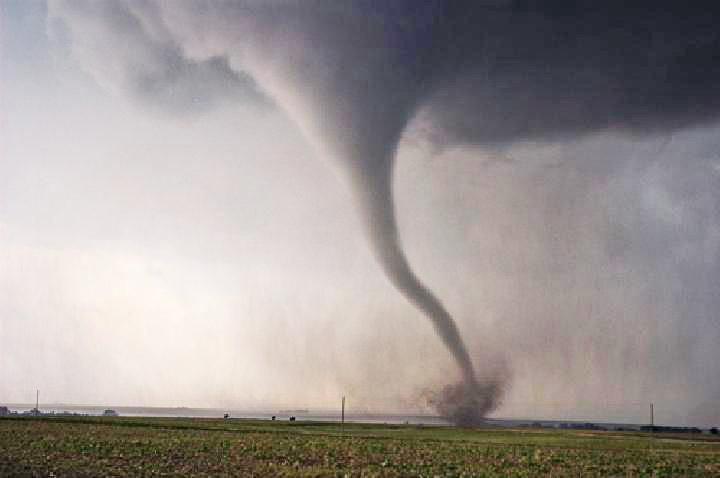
(651, 403, 654, 429)
(341, 396, 345, 432)
(35, 390, 39, 416)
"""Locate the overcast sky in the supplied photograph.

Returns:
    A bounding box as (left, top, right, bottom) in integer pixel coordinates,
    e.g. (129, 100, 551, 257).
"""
(2, 1, 719, 426)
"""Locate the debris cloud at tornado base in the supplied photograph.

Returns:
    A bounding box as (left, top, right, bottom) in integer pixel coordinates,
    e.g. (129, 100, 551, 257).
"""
(48, 1, 720, 424)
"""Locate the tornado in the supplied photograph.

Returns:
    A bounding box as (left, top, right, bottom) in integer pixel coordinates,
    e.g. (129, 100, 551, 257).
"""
(351, 153, 501, 424)
(348, 142, 477, 387)
(324, 88, 496, 423)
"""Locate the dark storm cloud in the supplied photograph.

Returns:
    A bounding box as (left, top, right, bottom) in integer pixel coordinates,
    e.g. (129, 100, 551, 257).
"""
(48, 0, 720, 164)
(200, 1, 720, 144)
(418, 2, 720, 145)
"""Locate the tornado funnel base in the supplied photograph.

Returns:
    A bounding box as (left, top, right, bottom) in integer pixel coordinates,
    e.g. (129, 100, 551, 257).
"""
(428, 379, 503, 426)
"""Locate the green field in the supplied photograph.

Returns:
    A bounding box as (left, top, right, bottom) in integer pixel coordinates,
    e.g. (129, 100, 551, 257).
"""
(1, 416, 719, 476)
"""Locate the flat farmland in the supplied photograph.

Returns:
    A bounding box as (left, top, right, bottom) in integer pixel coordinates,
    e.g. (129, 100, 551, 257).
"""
(1, 416, 719, 476)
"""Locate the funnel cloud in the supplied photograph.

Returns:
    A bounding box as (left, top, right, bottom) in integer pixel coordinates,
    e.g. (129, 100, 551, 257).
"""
(45, 1, 720, 424)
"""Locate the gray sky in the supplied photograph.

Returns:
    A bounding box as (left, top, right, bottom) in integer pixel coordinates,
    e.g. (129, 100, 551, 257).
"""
(2, 1, 719, 426)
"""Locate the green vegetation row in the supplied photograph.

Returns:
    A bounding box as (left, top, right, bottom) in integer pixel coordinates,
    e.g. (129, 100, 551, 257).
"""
(1, 416, 719, 476)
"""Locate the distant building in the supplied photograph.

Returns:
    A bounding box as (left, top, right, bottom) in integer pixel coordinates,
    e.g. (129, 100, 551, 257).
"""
(103, 409, 118, 417)
(0, 406, 9, 416)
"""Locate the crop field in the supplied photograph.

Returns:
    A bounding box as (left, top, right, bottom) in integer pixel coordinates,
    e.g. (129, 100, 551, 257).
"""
(1, 416, 719, 476)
